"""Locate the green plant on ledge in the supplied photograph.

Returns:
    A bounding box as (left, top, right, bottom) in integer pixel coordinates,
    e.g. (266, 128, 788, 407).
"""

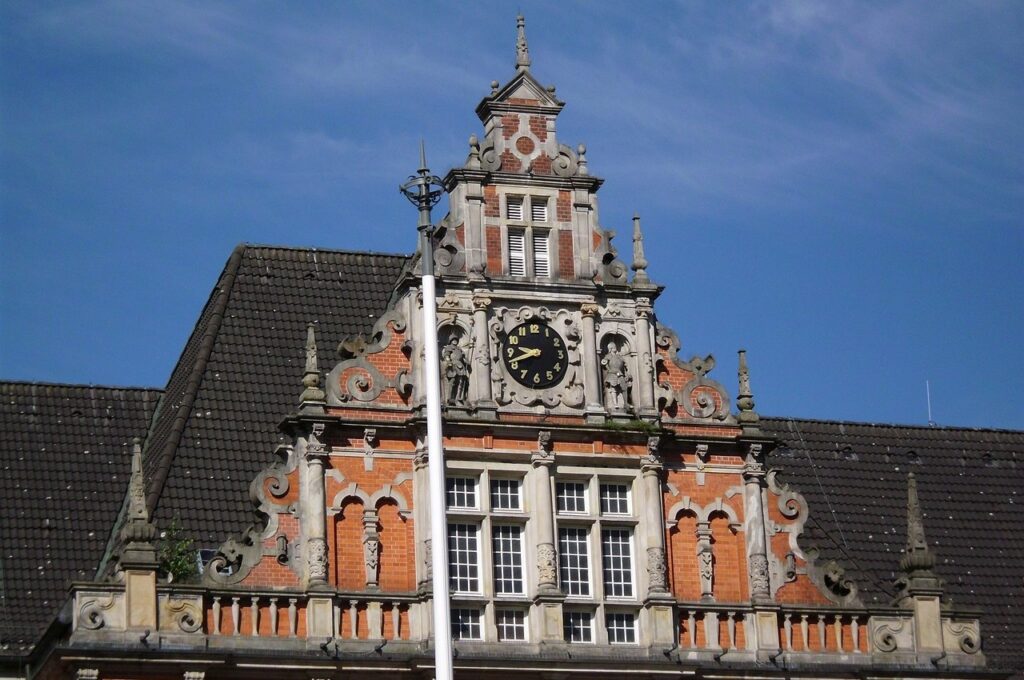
(158, 517, 198, 583)
(601, 419, 662, 435)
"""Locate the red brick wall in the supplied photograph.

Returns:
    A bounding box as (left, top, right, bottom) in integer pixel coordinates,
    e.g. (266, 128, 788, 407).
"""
(557, 230, 574, 279)
(486, 225, 502, 274)
(333, 499, 365, 590)
(378, 499, 415, 591)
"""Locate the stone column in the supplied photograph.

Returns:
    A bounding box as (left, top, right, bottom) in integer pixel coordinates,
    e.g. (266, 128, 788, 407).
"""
(531, 431, 564, 642)
(304, 423, 329, 589)
(471, 294, 496, 414)
(696, 521, 714, 600)
(363, 509, 380, 589)
(641, 439, 675, 647)
(633, 298, 656, 417)
(580, 303, 603, 419)
(742, 443, 770, 602)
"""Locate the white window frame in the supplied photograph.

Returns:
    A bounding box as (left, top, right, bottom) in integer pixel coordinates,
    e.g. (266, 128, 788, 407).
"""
(599, 482, 631, 516)
(563, 610, 594, 644)
(605, 611, 637, 645)
(491, 524, 526, 596)
(558, 525, 592, 597)
(451, 608, 483, 640)
(495, 609, 529, 642)
(490, 478, 523, 512)
(556, 481, 588, 515)
(446, 476, 479, 510)
(600, 528, 635, 599)
(504, 193, 553, 279)
(448, 522, 482, 594)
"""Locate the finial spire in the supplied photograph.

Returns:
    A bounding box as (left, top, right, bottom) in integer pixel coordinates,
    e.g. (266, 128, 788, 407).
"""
(736, 350, 760, 427)
(515, 14, 531, 71)
(631, 213, 649, 284)
(118, 436, 158, 568)
(900, 473, 936, 575)
(466, 134, 481, 170)
(300, 323, 326, 408)
(128, 437, 149, 522)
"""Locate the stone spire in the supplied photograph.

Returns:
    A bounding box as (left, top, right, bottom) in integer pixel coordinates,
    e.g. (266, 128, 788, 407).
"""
(900, 473, 937, 577)
(118, 437, 158, 568)
(515, 14, 531, 71)
(736, 349, 759, 427)
(300, 323, 326, 411)
(631, 213, 649, 285)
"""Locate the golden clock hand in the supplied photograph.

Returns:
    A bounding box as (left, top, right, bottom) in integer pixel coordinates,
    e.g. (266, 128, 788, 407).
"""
(508, 348, 541, 363)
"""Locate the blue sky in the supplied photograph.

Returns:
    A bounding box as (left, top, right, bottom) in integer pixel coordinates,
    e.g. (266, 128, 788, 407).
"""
(1, 1, 1021, 428)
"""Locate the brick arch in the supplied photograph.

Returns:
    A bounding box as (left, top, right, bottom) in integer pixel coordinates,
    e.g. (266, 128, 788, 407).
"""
(333, 498, 365, 590)
(376, 498, 414, 592)
(330, 483, 371, 510)
(668, 509, 700, 601)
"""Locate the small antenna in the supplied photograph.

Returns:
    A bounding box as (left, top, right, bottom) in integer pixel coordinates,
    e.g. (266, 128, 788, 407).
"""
(925, 380, 936, 427)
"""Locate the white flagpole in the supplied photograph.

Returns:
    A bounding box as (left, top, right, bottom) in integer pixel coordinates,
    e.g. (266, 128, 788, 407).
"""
(402, 142, 453, 680)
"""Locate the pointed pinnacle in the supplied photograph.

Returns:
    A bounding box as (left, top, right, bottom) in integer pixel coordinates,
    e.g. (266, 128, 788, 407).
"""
(515, 14, 531, 70)
(301, 323, 326, 406)
(128, 437, 149, 522)
(736, 350, 759, 425)
(631, 214, 649, 283)
(900, 472, 936, 574)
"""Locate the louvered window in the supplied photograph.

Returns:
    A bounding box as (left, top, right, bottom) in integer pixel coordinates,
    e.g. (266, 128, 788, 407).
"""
(530, 197, 548, 222)
(532, 232, 550, 277)
(508, 230, 526, 276)
(507, 196, 524, 221)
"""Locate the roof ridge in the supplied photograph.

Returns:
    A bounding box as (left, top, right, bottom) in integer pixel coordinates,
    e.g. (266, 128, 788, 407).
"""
(762, 414, 1024, 435)
(238, 241, 413, 259)
(0, 379, 162, 392)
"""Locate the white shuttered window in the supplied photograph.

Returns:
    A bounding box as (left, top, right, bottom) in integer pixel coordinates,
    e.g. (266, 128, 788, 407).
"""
(508, 230, 526, 276)
(530, 197, 548, 222)
(507, 196, 524, 221)
(532, 232, 550, 277)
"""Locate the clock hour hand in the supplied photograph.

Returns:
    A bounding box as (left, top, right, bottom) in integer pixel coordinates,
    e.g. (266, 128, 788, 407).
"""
(508, 348, 541, 363)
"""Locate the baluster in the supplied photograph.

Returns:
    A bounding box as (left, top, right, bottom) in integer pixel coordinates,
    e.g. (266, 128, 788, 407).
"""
(817, 615, 826, 650)
(288, 598, 298, 637)
(251, 597, 260, 637)
(333, 599, 341, 638)
(834, 614, 843, 651)
(686, 609, 696, 648)
(231, 596, 241, 635)
(726, 611, 736, 650)
(800, 613, 809, 651)
(349, 600, 359, 639)
(270, 598, 279, 637)
(212, 596, 222, 635)
(391, 602, 401, 640)
(783, 613, 793, 650)
(852, 615, 861, 653)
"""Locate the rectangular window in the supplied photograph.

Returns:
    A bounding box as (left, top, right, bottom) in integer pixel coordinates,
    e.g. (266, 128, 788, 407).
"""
(507, 196, 524, 221)
(446, 477, 478, 510)
(451, 608, 482, 640)
(532, 232, 550, 278)
(556, 481, 587, 514)
(599, 483, 630, 515)
(606, 612, 637, 644)
(492, 525, 525, 595)
(558, 527, 591, 596)
(601, 529, 634, 598)
(496, 610, 527, 641)
(563, 611, 593, 643)
(530, 197, 548, 222)
(448, 523, 480, 593)
(490, 478, 522, 511)
(508, 229, 526, 276)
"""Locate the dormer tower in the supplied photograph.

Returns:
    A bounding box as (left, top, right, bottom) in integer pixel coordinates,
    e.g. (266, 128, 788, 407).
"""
(440, 15, 614, 284)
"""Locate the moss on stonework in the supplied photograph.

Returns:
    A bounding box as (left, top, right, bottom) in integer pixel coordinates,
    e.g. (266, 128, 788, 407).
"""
(600, 419, 662, 435)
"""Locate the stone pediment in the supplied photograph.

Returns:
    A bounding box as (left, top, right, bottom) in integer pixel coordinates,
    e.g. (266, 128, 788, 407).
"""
(476, 68, 564, 120)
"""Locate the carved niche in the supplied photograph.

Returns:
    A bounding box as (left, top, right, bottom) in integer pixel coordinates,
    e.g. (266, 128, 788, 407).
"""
(439, 324, 471, 406)
(488, 306, 585, 409)
(598, 333, 633, 413)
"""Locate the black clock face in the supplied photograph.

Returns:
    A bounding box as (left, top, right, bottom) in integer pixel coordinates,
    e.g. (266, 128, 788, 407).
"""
(502, 322, 568, 388)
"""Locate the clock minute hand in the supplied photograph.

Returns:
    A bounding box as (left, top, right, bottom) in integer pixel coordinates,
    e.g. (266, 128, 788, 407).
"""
(509, 348, 541, 363)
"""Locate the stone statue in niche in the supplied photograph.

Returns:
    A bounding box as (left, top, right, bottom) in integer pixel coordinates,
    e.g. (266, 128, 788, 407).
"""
(441, 335, 470, 404)
(601, 341, 632, 411)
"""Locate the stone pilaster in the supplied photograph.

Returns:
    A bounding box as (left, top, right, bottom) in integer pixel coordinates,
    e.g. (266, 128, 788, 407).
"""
(471, 294, 496, 415)
(304, 423, 329, 589)
(634, 298, 656, 417)
(742, 443, 771, 603)
(580, 303, 603, 419)
(531, 431, 564, 642)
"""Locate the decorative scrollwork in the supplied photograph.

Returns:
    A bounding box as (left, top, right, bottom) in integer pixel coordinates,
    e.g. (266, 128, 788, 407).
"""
(946, 621, 981, 654)
(550, 143, 578, 178)
(872, 618, 905, 653)
(204, 525, 263, 586)
(479, 138, 501, 172)
(167, 598, 202, 633)
(653, 324, 733, 422)
(78, 595, 116, 630)
(327, 309, 409, 404)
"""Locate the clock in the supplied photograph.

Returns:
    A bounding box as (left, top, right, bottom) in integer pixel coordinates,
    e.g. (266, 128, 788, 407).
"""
(501, 322, 568, 388)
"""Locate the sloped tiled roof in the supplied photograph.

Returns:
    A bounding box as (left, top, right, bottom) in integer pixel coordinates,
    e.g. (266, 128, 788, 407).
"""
(0, 382, 161, 660)
(762, 417, 1024, 675)
(139, 244, 412, 545)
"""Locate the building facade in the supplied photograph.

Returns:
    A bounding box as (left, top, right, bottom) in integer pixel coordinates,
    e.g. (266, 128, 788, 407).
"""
(3, 17, 1017, 680)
